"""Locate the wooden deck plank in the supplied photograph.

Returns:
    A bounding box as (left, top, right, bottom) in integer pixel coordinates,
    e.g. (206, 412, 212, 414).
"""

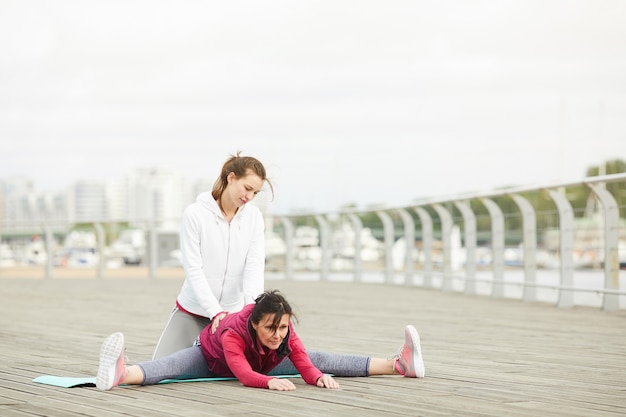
(1, 276, 625, 417)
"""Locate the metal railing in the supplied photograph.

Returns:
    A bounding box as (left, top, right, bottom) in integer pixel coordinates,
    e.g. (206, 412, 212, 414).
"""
(273, 173, 626, 312)
(1, 174, 625, 311)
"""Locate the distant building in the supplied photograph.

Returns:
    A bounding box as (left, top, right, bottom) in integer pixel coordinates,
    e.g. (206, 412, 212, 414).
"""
(70, 180, 107, 223)
(126, 168, 191, 230)
(0, 177, 68, 234)
(0, 167, 267, 235)
(106, 178, 130, 223)
(0, 176, 34, 230)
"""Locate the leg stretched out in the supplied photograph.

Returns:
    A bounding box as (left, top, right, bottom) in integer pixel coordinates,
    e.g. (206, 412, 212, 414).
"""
(96, 333, 215, 390)
(152, 307, 211, 360)
(269, 325, 425, 378)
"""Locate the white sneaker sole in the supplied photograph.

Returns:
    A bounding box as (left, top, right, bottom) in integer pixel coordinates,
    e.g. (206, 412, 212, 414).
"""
(96, 332, 125, 391)
(405, 325, 425, 378)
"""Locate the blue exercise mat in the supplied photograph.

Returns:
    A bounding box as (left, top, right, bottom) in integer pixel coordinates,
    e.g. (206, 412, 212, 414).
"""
(32, 374, 301, 388)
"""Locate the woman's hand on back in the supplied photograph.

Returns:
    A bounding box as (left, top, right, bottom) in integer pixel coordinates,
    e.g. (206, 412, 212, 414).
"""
(210, 312, 228, 334)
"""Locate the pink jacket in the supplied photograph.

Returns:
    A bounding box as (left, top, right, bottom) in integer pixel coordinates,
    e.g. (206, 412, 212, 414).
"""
(198, 304, 323, 388)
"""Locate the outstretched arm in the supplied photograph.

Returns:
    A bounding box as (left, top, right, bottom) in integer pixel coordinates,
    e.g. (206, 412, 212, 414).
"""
(287, 329, 340, 389)
(222, 331, 291, 390)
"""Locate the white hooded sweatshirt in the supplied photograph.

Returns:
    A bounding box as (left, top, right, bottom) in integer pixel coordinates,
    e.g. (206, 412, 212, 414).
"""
(176, 191, 265, 319)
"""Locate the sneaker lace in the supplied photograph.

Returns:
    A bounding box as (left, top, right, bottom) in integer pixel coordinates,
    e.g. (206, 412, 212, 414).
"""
(386, 344, 405, 374)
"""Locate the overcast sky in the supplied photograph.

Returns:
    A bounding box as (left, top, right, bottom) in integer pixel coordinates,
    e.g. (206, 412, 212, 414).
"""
(1, 0, 625, 214)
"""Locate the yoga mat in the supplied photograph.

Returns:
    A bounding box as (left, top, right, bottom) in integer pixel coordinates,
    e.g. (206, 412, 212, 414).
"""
(32, 374, 301, 388)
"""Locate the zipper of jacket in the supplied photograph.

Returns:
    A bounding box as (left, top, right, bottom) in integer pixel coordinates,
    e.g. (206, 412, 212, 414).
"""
(217, 216, 232, 304)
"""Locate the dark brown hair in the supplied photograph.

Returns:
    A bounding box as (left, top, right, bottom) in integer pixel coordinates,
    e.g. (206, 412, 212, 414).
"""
(250, 290, 297, 332)
(211, 151, 274, 201)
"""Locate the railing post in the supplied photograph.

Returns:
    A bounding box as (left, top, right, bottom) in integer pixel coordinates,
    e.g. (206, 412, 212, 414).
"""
(510, 194, 537, 303)
(314, 215, 330, 281)
(280, 217, 294, 280)
(547, 189, 575, 308)
(454, 200, 477, 295)
(414, 207, 433, 288)
(480, 198, 505, 298)
(587, 184, 621, 311)
(149, 224, 158, 279)
(94, 223, 106, 279)
(376, 211, 395, 284)
(396, 208, 415, 286)
(44, 227, 54, 279)
(347, 213, 363, 283)
(432, 204, 453, 291)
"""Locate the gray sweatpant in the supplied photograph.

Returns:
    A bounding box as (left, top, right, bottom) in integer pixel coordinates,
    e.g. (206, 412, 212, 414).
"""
(152, 307, 211, 360)
(138, 345, 370, 385)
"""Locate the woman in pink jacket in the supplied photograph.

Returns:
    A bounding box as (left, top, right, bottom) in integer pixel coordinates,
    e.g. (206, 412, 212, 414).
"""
(96, 290, 425, 391)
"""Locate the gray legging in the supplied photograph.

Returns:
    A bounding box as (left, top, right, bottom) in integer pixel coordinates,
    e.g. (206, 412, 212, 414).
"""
(152, 307, 211, 360)
(141, 344, 370, 385)
(269, 351, 370, 377)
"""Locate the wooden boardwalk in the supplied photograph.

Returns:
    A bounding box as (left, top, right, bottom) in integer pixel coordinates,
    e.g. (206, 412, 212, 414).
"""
(1, 273, 625, 417)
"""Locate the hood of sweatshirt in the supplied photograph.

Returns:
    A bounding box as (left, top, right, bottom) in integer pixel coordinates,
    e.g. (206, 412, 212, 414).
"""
(195, 190, 249, 220)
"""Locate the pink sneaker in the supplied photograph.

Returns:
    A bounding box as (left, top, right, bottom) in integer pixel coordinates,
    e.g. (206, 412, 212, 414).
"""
(96, 332, 126, 390)
(395, 325, 425, 378)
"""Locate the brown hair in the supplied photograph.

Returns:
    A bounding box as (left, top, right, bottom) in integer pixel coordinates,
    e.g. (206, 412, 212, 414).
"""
(249, 290, 296, 356)
(211, 151, 274, 201)
(251, 290, 297, 331)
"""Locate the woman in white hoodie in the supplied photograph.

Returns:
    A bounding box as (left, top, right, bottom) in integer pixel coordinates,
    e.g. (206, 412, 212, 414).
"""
(153, 152, 270, 359)
(151, 152, 426, 379)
